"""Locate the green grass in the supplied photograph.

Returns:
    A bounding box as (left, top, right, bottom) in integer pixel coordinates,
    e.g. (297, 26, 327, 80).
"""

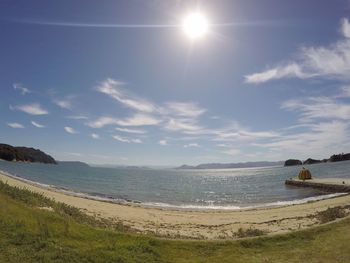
(0, 180, 350, 262)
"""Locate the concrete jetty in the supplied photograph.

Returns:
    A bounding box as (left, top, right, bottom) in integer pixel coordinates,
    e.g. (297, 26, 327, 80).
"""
(285, 178, 350, 193)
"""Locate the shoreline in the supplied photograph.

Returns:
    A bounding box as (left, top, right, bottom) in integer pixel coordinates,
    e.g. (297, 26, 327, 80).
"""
(1, 171, 350, 239)
(0, 169, 346, 212)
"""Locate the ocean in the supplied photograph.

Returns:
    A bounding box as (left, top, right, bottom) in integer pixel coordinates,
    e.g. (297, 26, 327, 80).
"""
(1, 160, 349, 210)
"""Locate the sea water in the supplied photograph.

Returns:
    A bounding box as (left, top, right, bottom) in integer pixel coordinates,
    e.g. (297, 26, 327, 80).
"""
(0, 160, 349, 210)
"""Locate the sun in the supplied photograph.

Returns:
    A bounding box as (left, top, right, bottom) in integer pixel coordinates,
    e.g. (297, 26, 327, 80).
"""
(182, 12, 209, 40)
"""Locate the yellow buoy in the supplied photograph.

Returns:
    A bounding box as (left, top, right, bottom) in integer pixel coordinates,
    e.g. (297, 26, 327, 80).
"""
(298, 168, 312, 180)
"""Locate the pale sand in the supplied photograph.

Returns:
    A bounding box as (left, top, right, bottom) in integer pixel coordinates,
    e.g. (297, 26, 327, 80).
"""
(1, 172, 350, 240)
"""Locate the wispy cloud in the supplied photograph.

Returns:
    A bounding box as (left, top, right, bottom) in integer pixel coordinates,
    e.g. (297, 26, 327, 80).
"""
(245, 18, 350, 83)
(87, 116, 119, 128)
(159, 139, 168, 146)
(338, 86, 350, 98)
(341, 17, 350, 38)
(7, 122, 24, 129)
(115, 114, 161, 126)
(115, 127, 147, 134)
(91, 133, 100, 139)
(66, 115, 88, 120)
(54, 99, 72, 110)
(31, 121, 45, 128)
(96, 78, 156, 113)
(112, 135, 142, 143)
(11, 103, 49, 115)
(213, 126, 280, 142)
(281, 95, 350, 122)
(88, 114, 160, 128)
(163, 102, 206, 118)
(245, 63, 310, 84)
(253, 121, 349, 158)
(13, 83, 31, 95)
(164, 118, 202, 132)
(184, 143, 200, 148)
(222, 148, 241, 156)
(64, 126, 78, 134)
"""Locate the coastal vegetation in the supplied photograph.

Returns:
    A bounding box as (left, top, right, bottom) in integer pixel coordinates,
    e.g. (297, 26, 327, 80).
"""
(0, 144, 56, 164)
(0, 179, 350, 262)
(284, 153, 350, 166)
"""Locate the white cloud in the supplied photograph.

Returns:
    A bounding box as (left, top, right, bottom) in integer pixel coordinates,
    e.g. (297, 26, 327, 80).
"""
(66, 115, 88, 120)
(64, 126, 78, 134)
(54, 99, 72, 110)
(96, 78, 156, 113)
(245, 63, 310, 84)
(253, 121, 349, 158)
(91, 133, 100, 139)
(88, 114, 160, 128)
(112, 135, 142, 143)
(112, 135, 129, 143)
(13, 83, 30, 95)
(87, 116, 119, 128)
(222, 148, 241, 156)
(339, 86, 350, 98)
(164, 118, 202, 132)
(114, 114, 161, 126)
(213, 128, 280, 142)
(217, 143, 230, 147)
(281, 96, 350, 122)
(132, 138, 143, 143)
(115, 127, 147, 134)
(31, 121, 45, 128)
(159, 140, 168, 146)
(163, 102, 206, 118)
(7, 122, 24, 129)
(12, 103, 49, 115)
(245, 18, 350, 83)
(341, 17, 350, 38)
(184, 143, 200, 148)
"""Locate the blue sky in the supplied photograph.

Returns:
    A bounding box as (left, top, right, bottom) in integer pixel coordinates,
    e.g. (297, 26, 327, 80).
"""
(1, 0, 350, 166)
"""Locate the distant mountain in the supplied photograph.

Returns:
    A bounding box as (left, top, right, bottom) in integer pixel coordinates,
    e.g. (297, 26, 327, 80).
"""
(0, 144, 56, 164)
(176, 161, 283, 170)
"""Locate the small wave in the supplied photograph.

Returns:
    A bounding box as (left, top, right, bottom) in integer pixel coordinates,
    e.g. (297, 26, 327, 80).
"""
(0, 169, 347, 211)
(141, 192, 347, 210)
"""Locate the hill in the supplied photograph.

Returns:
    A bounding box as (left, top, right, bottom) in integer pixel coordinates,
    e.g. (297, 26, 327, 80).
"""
(0, 144, 56, 164)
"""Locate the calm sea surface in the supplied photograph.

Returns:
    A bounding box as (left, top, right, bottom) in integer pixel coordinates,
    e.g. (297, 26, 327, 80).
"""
(1, 160, 350, 209)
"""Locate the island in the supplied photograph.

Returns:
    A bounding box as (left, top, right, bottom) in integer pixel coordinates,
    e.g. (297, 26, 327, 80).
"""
(284, 159, 302, 166)
(284, 153, 350, 166)
(0, 144, 56, 164)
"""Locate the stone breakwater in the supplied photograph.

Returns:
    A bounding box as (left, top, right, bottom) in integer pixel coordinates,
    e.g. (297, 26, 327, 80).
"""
(285, 178, 350, 193)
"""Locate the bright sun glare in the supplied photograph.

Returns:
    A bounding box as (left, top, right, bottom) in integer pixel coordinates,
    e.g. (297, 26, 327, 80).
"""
(182, 12, 209, 40)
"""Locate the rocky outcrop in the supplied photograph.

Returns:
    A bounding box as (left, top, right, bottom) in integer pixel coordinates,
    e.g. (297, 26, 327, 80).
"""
(329, 153, 350, 162)
(302, 158, 323, 165)
(285, 153, 350, 167)
(0, 144, 56, 164)
(284, 159, 302, 166)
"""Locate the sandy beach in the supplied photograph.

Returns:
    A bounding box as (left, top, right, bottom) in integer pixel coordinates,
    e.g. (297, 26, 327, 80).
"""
(1, 171, 350, 240)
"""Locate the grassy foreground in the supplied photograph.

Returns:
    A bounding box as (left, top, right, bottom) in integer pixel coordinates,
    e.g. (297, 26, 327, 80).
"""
(0, 180, 349, 262)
